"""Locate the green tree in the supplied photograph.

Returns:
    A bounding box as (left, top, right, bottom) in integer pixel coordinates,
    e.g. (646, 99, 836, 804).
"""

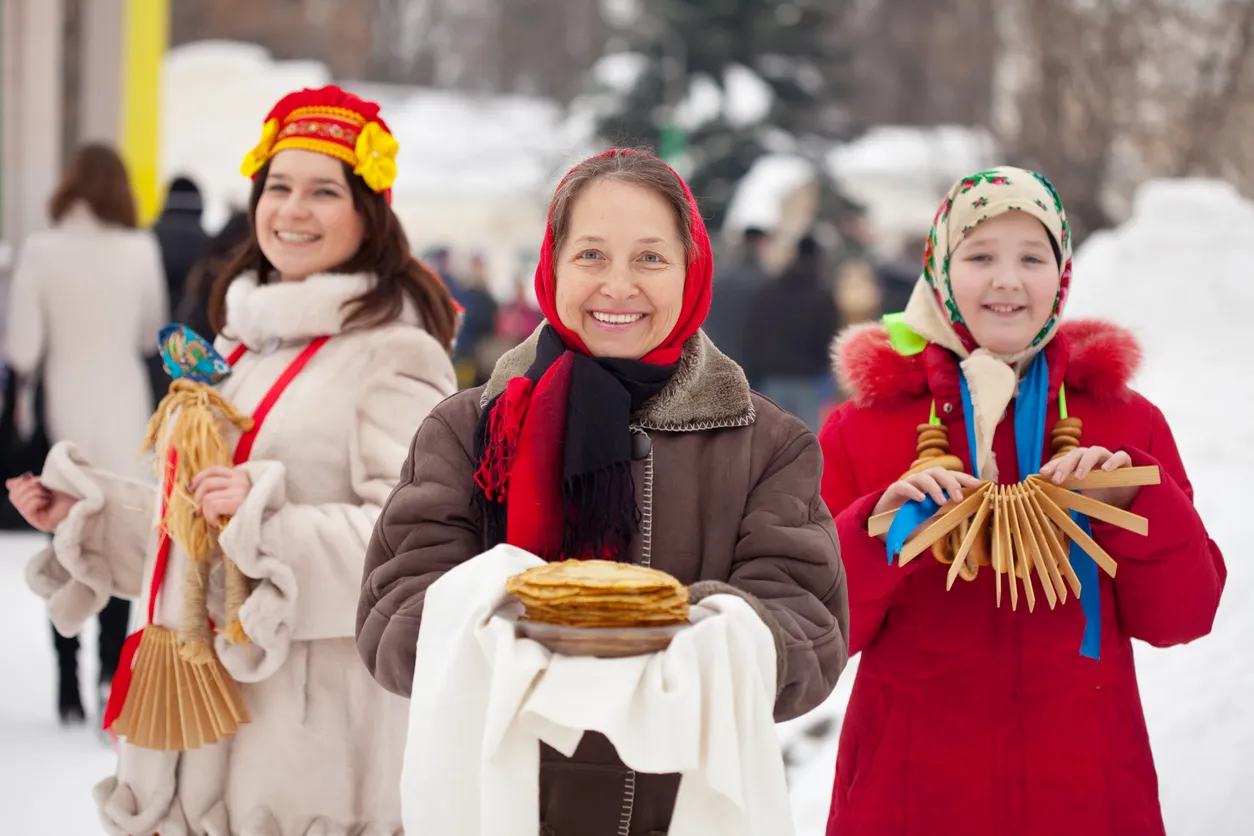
(596, 0, 860, 233)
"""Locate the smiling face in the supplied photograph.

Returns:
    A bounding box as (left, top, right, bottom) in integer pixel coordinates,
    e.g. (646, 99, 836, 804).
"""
(553, 178, 686, 359)
(949, 210, 1061, 355)
(255, 149, 365, 282)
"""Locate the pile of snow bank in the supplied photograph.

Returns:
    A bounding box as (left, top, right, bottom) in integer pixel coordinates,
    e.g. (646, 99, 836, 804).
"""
(1070, 179, 1253, 835)
(829, 126, 999, 257)
(346, 82, 582, 201)
(827, 125, 999, 181)
(1071, 179, 1254, 462)
(723, 154, 817, 235)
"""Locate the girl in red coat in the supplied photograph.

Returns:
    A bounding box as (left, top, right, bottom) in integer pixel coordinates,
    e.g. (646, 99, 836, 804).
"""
(819, 166, 1226, 836)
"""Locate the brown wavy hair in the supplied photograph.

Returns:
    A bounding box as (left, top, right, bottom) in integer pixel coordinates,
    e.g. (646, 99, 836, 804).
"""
(48, 144, 137, 228)
(209, 160, 458, 349)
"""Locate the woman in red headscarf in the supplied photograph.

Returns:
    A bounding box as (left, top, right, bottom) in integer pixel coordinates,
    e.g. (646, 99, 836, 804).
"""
(357, 149, 849, 834)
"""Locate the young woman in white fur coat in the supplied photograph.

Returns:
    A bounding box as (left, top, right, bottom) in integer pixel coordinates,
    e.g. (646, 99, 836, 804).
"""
(6, 85, 459, 836)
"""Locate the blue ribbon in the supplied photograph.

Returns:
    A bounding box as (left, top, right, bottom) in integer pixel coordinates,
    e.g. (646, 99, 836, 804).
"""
(886, 497, 940, 563)
(1072, 514, 1101, 659)
(886, 352, 1102, 659)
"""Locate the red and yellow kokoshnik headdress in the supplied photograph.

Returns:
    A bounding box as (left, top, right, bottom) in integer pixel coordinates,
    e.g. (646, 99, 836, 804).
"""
(240, 85, 399, 199)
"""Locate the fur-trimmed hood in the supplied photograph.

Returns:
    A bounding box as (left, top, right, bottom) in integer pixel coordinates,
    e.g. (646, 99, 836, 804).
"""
(832, 319, 1142, 407)
(482, 325, 755, 431)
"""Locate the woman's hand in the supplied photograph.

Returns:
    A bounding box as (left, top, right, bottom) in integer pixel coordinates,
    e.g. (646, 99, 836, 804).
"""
(872, 467, 984, 518)
(4, 473, 78, 532)
(1039, 446, 1139, 510)
(191, 466, 252, 527)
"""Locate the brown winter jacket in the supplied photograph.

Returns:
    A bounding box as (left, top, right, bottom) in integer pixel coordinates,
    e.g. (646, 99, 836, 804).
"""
(356, 328, 849, 836)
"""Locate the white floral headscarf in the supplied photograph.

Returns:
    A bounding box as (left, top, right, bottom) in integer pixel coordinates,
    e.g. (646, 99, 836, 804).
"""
(901, 166, 1074, 480)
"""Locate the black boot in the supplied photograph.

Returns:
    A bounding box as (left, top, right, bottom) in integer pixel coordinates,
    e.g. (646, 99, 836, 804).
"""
(58, 670, 85, 725)
(52, 620, 84, 725)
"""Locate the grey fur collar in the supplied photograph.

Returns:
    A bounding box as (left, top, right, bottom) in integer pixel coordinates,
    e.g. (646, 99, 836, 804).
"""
(481, 325, 755, 432)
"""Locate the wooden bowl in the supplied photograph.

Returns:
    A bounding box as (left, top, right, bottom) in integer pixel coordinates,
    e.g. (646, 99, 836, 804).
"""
(501, 614, 689, 658)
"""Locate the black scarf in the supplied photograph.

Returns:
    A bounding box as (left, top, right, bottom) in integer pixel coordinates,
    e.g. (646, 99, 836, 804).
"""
(474, 325, 677, 560)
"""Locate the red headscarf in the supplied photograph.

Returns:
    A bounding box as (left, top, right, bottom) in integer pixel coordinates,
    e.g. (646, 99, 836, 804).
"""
(474, 149, 715, 561)
(533, 149, 714, 365)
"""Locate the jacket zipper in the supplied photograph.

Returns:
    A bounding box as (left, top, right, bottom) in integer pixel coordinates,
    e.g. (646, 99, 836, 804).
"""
(617, 436, 654, 834)
(617, 416, 746, 834)
(617, 768, 638, 836)
(638, 444, 655, 569)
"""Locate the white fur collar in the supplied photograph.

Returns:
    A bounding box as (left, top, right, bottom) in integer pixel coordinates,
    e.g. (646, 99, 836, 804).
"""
(223, 272, 412, 349)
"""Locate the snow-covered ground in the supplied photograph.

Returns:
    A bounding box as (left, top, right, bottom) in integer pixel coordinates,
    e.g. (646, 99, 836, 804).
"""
(0, 532, 118, 833)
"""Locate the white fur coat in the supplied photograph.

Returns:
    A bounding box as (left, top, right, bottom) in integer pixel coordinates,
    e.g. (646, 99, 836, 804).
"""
(26, 272, 457, 836)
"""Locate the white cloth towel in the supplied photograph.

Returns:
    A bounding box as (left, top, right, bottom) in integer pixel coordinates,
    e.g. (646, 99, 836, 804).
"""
(400, 544, 795, 836)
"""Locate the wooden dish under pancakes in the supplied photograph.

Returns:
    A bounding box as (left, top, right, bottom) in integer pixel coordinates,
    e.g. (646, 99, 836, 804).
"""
(502, 560, 691, 658)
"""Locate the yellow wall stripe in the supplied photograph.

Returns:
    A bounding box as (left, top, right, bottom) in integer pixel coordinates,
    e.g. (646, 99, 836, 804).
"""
(120, 0, 168, 226)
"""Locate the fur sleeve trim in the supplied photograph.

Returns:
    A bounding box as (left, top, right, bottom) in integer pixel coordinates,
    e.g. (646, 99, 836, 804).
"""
(26, 443, 114, 636)
(215, 459, 294, 683)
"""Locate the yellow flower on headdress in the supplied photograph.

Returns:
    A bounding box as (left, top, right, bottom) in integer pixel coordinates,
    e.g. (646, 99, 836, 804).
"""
(240, 118, 280, 178)
(353, 121, 399, 192)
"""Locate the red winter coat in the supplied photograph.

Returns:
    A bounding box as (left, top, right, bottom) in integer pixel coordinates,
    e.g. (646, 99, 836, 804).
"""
(818, 319, 1226, 836)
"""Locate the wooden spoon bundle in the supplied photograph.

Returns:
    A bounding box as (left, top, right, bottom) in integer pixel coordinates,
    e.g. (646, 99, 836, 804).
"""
(108, 624, 250, 750)
(869, 416, 1162, 610)
(869, 467, 1160, 610)
(107, 325, 254, 751)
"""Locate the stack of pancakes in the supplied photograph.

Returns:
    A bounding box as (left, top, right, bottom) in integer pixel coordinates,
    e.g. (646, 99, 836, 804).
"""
(506, 560, 689, 628)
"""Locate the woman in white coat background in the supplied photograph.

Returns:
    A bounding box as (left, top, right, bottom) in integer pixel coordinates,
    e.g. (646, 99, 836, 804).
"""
(3, 142, 168, 726)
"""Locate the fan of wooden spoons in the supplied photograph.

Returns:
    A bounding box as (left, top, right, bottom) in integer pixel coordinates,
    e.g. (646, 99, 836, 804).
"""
(869, 418, 1161, 611)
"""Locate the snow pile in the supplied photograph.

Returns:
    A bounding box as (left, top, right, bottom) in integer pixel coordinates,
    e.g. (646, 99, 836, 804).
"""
(0, 533, 118, 833)
(723, 154, 818, 234)
(1070, 178, 1254, 457)
(346, 82, 583, 200)
(826, 125, 998, 181)
(1069, 179, 1254, 835)
(779, 176, 1253, 835)
(829, 126, 999, 255)
(724, 126, 998, 254)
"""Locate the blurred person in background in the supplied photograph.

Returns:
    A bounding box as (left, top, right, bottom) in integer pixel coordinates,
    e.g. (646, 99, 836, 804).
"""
(474, 269, 543, 376)
(831, 213, 883, 326)
(875, 234, 929, 317)
(494, 270, 543, 346)
(2, 142, 168, 726)
(426, 245, 466, 302)
(452, 250, 500, 387)
(704, 225, 771, 377)
(152, 175, 210, 318)
(8, 85, 458, 836)
(743, 234, 840, 430)
(176, 209, 251, 340)
(147, 175, 210, 405)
